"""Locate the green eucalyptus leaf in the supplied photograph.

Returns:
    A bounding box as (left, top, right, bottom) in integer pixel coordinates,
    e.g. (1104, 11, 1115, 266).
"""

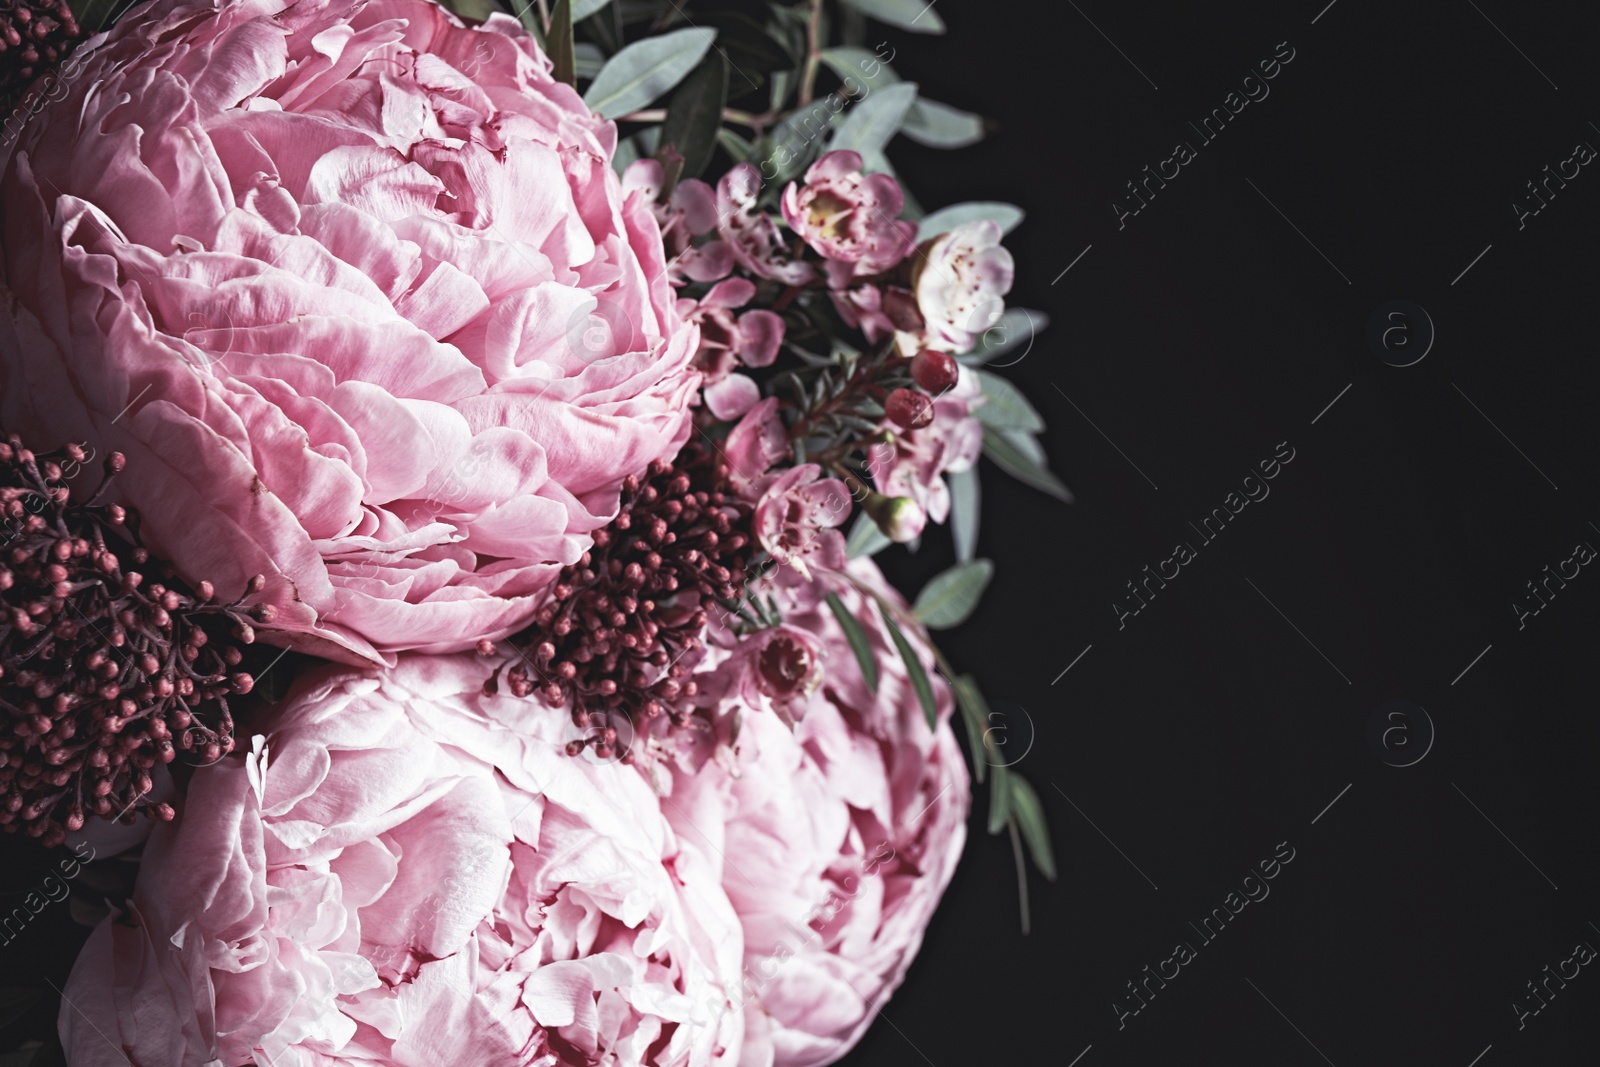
(948, 466, 979, 563)
(951, 673, 989, 783)
(983, 427, 1073, 503)
(840, 0, 946, 34)
(583, 27, 718, 119)
(912, 559, 994, 629)
(547, 0, 576, 87)
(975, 370, 1045, 431)
(917, 201, 1025, 242)
(512, 0, 545, 46)
(700, 11, 788, 91)
(877, 600, 938, 728)
(987, 760, 1012, 834)
(1009, 776, 1057, 879)
(840, 1, 866, 45)
(826, 592, 878, 694)
(615, 0, 664, 26)
(828, 81, 917, 157)
(717, 126, 754, 162)
(845, 509, 891, 559)
(818, 46, 899, 89)
(571, 0, 611, 20)
(442, 0, 498, 20)
(768, 68, 795, 112)
(574, 42, 607, 80)
(766, 3, 810, 59)
(611, 125, 660, 175)
(902, 98, 984, 149)
(956, 307, 1048, 366)
(765, 106, 832, 183)
(915, 556, 985, 630)
(661, 53, 728, 180)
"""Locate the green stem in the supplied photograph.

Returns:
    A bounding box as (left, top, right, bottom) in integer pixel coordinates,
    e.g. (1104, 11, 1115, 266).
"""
(798, 0, 824, 106)
(1008, 819, 1032, 935)
(617, 107, 777, 129)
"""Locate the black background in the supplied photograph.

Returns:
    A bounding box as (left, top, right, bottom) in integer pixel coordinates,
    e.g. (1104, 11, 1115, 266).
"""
(4, 1, 1599, 1065)
(855, 0, 1600, 1065)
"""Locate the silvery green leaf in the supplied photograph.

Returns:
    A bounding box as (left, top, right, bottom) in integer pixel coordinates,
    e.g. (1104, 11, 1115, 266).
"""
(443, 0, 498, 20)
(571, 0, 611, 20)
(766, 107, 832, 182)
(983, 427, 1073, 503)
(818, 46, 900, 89)
(975, 370, 1045, 432)
(951, 673, 989, 783)
(826, 593, 878, 693)
(846, 509, 891, 558)
(583, 27, 717, 119)
(949, 466, 979, 563)
(956, 307, 1048, 366)
(769, 68, 795, 112)
(987, 759, 1012, 834)
(916, 201, 1025, 242)
(511, 0, 544, 41)
(1010, 776, 1057, 879)
(574, 42, 607, 79)
(878, 601, 938, 728)
(855, 149, 922, 217)
(661, 53, 728, 180)
(902, 98, 984, 149)
(840, 0, 946, 34)
(547, 0, 575, 86)
(610, 126, 660, 176)
(716, 126, 754, 162)
(615, 0, 659, 25)
(828, 81, 917, 157)
(912, 559, 994, 629)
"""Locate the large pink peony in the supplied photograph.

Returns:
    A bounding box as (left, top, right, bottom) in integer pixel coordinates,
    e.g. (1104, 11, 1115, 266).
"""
(61, 656, 745, 1067)
(0, 0, 699, 665)
(666, 560, 969, 1067)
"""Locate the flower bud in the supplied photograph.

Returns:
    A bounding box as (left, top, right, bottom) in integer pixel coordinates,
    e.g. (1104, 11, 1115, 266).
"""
(864, 491, 926, 543)
(911, 349, 960, 394)
(884, 388, 933, 430)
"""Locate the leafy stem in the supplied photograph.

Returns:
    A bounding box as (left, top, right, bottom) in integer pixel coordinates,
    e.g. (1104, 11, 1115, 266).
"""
(848, 575, 1044, 934)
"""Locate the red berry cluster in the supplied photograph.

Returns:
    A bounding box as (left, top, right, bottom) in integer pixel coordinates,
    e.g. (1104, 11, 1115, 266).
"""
(0, 435, 260, 846)
(493, 445, 754, 762)
(0, 0, 80, 98)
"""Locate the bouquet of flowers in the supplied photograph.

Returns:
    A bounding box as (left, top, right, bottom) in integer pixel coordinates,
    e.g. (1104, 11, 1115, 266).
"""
(0, 0, 1068, 1061)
